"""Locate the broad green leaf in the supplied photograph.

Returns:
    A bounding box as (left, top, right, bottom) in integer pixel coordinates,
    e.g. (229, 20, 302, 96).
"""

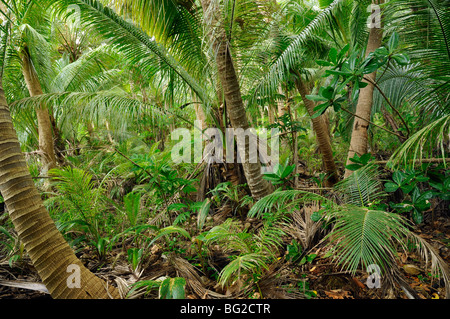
(374, 46, 389, 57)
(387, 32, 399, 51)
(359, 153, 374, 165)
(306, 94, 327, 102)
(338, 43, 350, 60)
(329, 47, 338, 64)
(306, 254, 317, 263)
(392, 54, 410, 65)
(346, 164, 363, 171)
(159, 277, 186, 299)
(320, 86, 334, 100)
(280, 165, 295, 179)
(311, 103, 329, 119)
(384, 182, 399, 193)
(392, 171, 406, 185)
(316, 59, 333, 67)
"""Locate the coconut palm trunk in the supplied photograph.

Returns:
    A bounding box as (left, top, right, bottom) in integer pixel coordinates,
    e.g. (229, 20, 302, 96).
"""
(200, 0, 273, 200)
(21, 48, 57, 174)
(295, 78, 338, 186)
(0, 75, 118, 298)
(344, 0, 384, 178)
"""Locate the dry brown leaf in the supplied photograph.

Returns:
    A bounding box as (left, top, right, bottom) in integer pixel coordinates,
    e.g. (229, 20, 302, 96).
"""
(324, 289, 352, 299)
(352, 277, 366, 290)
(398, 252, 408, 263)
(403, 264, 422, 275)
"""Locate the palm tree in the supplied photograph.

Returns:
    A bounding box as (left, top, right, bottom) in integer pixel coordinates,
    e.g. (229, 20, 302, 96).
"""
(0, 1, 58, 173)
(294, 76, 337, 185)
(0, 22, 119, 299)
(199, 0, 273, 199)
(344, 0, 384, 178)
(249, 0, 349, 185)
(38, 0, 274, 199)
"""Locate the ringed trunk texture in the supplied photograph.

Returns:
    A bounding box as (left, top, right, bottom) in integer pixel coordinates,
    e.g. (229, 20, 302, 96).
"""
(295, 78, 338, 186)
(0, 84, 119, 299)
(200, 0, 273, 200)
(344, 0, 384, 178)
(21, 51, 57, 174)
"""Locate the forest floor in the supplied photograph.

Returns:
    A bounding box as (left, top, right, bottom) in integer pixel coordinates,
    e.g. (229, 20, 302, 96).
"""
(0, 204, 449, 300)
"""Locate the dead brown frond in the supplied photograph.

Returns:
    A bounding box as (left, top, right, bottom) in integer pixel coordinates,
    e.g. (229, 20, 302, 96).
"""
(285, 202, 325, 251)
(257, 263, 308, 299)
(169, 255, 228, 299)
(407, 232, 450, 298)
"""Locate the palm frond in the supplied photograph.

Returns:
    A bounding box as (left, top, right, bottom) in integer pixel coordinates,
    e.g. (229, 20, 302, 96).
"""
(384, 0, 450, 117)
(49, 44, 121, 92)
(203, 218, 253, 254)
(407, 232, 450, 298)
(247, 189, 332, 219)
(249, 0, 348, 103)
(325, 205, 410, 275)
(334, 163, 385, 207)
(388, 115, 450, 168)
(217, 252, 268, 287)
(47, 0, 213, 106)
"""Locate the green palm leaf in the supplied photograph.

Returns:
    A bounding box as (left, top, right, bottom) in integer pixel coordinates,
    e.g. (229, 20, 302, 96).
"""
(388, 115, 450, 168)
(248, 189, 332, 219)
(217, 252, 268, 287)
(334, 163, 385, 207)
(325, 205, 409, 275)
(46, 0, 212, 105)
(250, 0, 348, 102)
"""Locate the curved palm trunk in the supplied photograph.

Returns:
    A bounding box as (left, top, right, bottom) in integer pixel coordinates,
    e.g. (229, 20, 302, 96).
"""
(295, 78, 338, 186)
(344, 0, 384, 178)
(200, 0, 273, 200)
(0, 82, 118, 299)
(21, 50, 57, 174)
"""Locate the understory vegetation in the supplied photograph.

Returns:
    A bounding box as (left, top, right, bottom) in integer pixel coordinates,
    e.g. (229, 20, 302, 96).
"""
(0, 0, 449, 300)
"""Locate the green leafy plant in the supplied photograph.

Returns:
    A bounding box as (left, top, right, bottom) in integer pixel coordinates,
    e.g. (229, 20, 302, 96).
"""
(47, 167, 118, 260)
(208, 182, 251, 216)
(263, 159, 296, 188)
(127, 280, 161, 298)
(385, 169, 433, 224)
(267, 113, 306, 136)
(299, 253, 318, 266)
(428, 168, 450, 201)
(0, 226, 24, 267)
(286, 239, 303, 263)
(123, 191, 142, 227)
(308, 32, 410, 118)
(345, 153, 375, 172)
(202, 217, 285, 289)
(297, 276, 317, 299)
(158, 277, 186, 299)
(127, 247, 143, 273)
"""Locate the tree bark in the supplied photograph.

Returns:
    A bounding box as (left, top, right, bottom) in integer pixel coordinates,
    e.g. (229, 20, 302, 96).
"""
(344, 0, 384, 178)
(0, 82, 119, 298)
(21, 49, 57, 174)
(200, 0, 273, 200)
(295, 78, 338, 186)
